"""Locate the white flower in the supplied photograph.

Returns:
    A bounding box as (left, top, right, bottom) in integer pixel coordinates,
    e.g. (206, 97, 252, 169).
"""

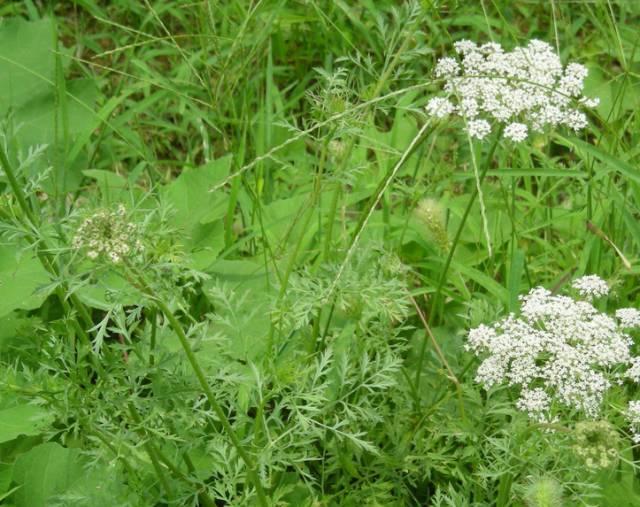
(467, 119, 491, 139)
(466, 276, 639, 421)
(571, 275, 610, 300)
(626, 357, 640, 383)
(504, 122, 528, 142)
(580, 96, 600, 108)
(426, 97, 455, 118)
(454, 39, 478, 55)
(563, 110, 588, 131)
(516, 388, 551, 423)
(429, 39, 598, 142)
(434, 57, 460, 78)
(616, 308, 640, 328)
(627, 401, 640, 443)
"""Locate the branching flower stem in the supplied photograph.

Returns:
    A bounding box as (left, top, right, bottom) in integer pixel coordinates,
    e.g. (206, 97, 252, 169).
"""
(123, 261, 268, 506)
(152, 297, 269, 505)
(0, 148, 217, 503)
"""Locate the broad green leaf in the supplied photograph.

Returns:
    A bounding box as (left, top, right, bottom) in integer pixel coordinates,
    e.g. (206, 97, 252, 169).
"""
(14, 78, 98, 149)
(75, 271, 143, 311)
(162, 156, 231, 263)
(0, 405, 52, 444)
(583, 66, 614, 119)
(187, 220, 225, 270)
(0, 18, 54, 112)
(204, 259, 273, 362)
(0, 465, 11, 497)
(82, 169, 128, 203)
(11, 442, 84, 507)
(0, 245, 50, 318)
(52, 460, 130, 507)
(261, 194, 312, 247)
(0, 18, 99, 195)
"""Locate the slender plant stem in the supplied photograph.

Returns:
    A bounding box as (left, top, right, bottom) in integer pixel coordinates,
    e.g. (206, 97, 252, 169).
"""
(322, 183, 342, 262)
(128, 402, 174, 501)
(410, 294, 466, 420)
(152, 298, 269, 506)
(182, 452, 216, 507)
(149, 308, 157, 367)
(326, 120, 434, 302)
(428, 131, 502, 325)
(0, 148, 102, 376)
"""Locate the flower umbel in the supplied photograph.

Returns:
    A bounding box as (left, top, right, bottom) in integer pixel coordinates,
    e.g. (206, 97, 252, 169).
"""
(571, 274, 609, 301)
(426, 40, 599, 142)
(626, 400, 640, 443)
(572, 420, 619, 469)
(72, 204, 143, 263)
(466, 275, 639, 421)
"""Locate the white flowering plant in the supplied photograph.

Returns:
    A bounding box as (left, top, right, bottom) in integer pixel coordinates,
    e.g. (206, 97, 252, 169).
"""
(2, 2, 640, 506)
(426, 40, 599, 142)
(467, 275, 640, 437)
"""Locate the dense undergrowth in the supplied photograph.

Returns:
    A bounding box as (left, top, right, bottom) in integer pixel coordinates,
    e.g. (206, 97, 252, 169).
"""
(1, 1, 640, 506)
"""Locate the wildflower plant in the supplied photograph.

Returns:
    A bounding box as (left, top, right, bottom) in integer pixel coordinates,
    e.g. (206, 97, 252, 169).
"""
(466, 275, 640, 422)
(1, 3, 640, 506)
(426, 40, 599, 141)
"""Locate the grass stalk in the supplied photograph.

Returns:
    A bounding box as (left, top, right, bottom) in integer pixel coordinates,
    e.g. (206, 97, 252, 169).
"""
(428, 130, 502, 325)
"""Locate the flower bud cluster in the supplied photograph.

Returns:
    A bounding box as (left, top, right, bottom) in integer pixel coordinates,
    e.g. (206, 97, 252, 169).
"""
(72, 204, 143, 263)
(466, 275, 640, 422)
(572, 420, 619, 469)
(426, 40, 599, 142)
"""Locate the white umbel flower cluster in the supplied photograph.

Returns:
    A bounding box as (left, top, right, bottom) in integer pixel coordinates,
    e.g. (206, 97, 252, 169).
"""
(426, 40, 599, 142)
(626, 400, 640, 443)
(571, 275, 610, 300)
(72, 204, 143, 263)
(616, 308, 640, 328)
(466, 275, 640, 422)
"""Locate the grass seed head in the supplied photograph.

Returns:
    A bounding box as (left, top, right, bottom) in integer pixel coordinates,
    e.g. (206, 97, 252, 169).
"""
(523, 476, 564, 507)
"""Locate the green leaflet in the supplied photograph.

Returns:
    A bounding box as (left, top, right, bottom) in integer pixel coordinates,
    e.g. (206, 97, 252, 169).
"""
(0, 17, 98, 196)
(161, 156, 231, 269)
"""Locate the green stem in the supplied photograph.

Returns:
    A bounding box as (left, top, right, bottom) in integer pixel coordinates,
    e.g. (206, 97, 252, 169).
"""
(149, 308, 157, 367)
(128, 402, 174, 502)
(322, 183, 341, 263)
(410, 294, 465, 420)
(0, 148, 101, 376)
(182, 452, 216, 507)
(153, 298, 268, 506)
(89, 426, 140, 483)
(428, 132, 502, 325)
